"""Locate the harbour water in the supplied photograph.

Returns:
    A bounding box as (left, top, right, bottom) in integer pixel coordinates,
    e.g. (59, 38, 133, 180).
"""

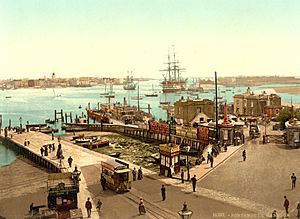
(1, 80, 300, 129)
(0, 144, 17, 167)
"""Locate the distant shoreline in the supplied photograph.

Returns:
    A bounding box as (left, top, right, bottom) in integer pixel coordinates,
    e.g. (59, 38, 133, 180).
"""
(264, 86, 300, 95)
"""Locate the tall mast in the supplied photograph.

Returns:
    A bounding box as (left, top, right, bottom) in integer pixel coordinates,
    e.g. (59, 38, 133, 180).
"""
(173, 47, 177, 81)
(215, 71, 219, 144)
(137, 80, 140, 112)
(168, 52, 171, 81)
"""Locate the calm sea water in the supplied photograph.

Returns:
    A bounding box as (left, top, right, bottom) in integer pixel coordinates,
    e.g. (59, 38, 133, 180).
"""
(0, 80, 299, 167)
(0, 80, 299, 127)
(0, 144, 17, 167)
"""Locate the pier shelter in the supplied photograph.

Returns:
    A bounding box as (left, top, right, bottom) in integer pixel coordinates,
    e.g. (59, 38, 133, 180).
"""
(286, 119, 300, 148)
(159, 143, 180, 177)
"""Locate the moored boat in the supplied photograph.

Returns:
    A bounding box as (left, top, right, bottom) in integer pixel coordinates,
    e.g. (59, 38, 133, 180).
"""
(160, 47, 186, 93)
(45, 118, 56, 124)
(109, 152, 121, 158)
(123, 71, 137, 90)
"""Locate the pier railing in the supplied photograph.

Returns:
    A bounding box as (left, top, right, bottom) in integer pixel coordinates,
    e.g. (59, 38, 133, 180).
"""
(0, 135, 62, 173)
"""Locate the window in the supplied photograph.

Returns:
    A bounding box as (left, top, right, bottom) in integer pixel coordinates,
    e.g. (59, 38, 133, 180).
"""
(161, 155, 165, 165)
(174, 155, 178, 164)
(166, 157, 170, 167)
(294, 132, 299, 143)
(223, 129, 228, 140)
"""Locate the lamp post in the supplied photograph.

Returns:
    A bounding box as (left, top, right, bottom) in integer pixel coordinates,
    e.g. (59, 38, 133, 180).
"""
(186, 146, 190, 181)
(19, 116, 22, 133)
(178, 202, 193, 219)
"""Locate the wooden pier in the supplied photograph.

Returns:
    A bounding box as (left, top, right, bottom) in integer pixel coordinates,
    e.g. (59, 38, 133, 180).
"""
(1, 135, 62, 173)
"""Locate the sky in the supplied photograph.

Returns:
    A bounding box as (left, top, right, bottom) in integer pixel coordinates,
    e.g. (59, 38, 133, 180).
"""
(1, 0, 300, 79)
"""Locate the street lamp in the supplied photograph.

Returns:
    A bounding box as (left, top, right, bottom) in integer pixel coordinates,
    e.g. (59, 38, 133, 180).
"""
(178, 202, 193, 219)
(185, 146, 190, 181)
(19, 117, 22, 133)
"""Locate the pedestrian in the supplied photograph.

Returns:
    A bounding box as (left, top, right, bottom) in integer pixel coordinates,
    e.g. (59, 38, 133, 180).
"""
(68, 156, 73, 168)
(271, 210, 277, 219)
(51, 132, 54, 140)
(207, 152, 211, 164)
(291, 173, 297, 189)
(297, 201, 300, 219)
(96, 199, 102, 212)
(44, 146, 48, 156)
(224, 143, 227, 152)
(283, 196, 289, 217)
(40, 147, 44, 156)
(132, 167, 137, 181)
(100, 174, 106, 190)
(85, 197, 92, 218)
(138, 167, 143, 180)
(191, 175, 197, 192)
(161, 185, 166, 201)
(181, 169, 184, 183)
(210, 155, 214, 168)
(242, 150, 246, 161)
(138, 197, 146, 215)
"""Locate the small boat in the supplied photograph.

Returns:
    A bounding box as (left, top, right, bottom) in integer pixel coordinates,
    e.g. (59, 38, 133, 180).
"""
(5, 96, 12, 98)
(145, 84, 158, 97)
(78, 105, 82, 109)
(75, 138, 94, 144)
(109, 152, 121, 158)
(72, 134, 85, 140)
(39, 128, 59, 134)
(80, 139, 110, 149)
(45, 118, 56, 124)
(132, 96, 143, 100)
(160, 101, 170, 105)
(105, 95, 115, 98)
(145, 93, 158, 97)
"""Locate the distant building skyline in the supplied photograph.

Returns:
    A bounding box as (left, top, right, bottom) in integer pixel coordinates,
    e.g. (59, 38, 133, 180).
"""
(1, 0, 300, 79)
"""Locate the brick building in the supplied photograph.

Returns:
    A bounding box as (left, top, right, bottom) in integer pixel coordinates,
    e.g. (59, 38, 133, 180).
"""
(234, 88, 281, 117)
(174, 97, 214, 126)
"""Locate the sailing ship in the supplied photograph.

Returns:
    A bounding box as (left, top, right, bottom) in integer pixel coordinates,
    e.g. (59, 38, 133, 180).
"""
(131, 81, 143, 100)
(160, 47, 186, 93)
(145, 84, 158, 97)
(100, 84, 110, 96)
(159, 93, 170, 105)
(123, 71, 137, 90)
(53, 89, 61, 97)
(187, 78, 204, 94)
(104, 84, 115, 98)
